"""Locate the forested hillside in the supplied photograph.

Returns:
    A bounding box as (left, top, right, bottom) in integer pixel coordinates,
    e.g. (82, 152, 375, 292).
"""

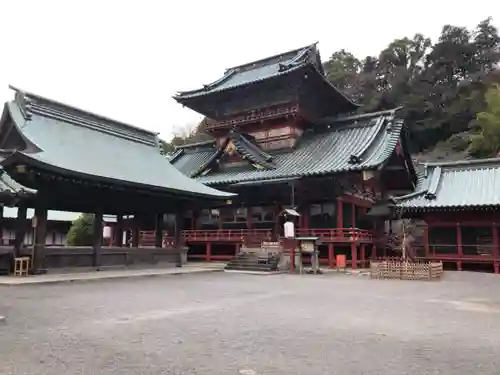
(163, 18, 500, 160)
(323, 17, 500, 159)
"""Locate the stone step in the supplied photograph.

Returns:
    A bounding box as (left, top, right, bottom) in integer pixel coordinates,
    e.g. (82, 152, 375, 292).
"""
(225, 265, 277, 272)
(225, 263, 278, 271)
(228, 262, 278, 269)
(229, 259, 279, 265)
(225, 262, 277, 269)
(225, 253, 280, 273)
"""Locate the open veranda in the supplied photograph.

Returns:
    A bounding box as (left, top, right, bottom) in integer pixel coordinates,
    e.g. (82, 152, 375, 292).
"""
(1, 271, 499, 375)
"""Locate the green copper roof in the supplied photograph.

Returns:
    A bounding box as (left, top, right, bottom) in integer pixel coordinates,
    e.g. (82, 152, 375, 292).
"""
(394, 158, 500, 210)
(170, 109, 403, 185)
(173, 43, 358, 111)
(0, 166, 36, 196)
(0, 87, 233, 199)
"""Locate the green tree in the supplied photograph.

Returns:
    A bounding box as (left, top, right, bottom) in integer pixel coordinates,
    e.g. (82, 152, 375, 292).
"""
(469, 85, 500, 157)
(323, 49, 362, 100)
(322, 17, 500, 154)
(161, 122, 214, 155)
(66, 214, 95, 246)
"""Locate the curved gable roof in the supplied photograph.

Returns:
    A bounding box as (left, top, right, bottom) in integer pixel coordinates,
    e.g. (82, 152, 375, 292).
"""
(394, 158, 500, 209)
(0, 87, 233, 199)
(173, 43, 359, 113)
(171, 109, 404, 186)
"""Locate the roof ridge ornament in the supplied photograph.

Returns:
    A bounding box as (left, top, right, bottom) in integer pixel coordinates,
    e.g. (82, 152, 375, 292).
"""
(14, 91, 33, 120)
(348, 116, 386, 164)
(424, 166, 442, 200)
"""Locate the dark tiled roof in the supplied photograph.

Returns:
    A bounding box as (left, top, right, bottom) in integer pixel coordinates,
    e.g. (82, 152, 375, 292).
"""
(173, 43, 358, 110)
(394, 158, 500, 209)
(175, 44, 319, 99)
(185, 131, 276, 177)
(171, 109, 402, 186)
(0, 87, 233, 199)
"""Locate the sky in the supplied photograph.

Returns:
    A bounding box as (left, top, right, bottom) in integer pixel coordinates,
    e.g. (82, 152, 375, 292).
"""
(1, 1, 499, 141)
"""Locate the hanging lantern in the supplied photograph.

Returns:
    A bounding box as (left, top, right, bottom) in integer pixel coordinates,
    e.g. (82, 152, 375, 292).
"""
(102, 226, 112, 239)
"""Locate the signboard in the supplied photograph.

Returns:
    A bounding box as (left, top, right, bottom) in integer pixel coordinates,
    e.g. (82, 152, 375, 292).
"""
(300, 241, 314, 253)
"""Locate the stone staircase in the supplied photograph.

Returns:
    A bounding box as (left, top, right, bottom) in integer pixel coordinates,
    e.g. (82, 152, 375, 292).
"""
(224, 252, 280, 273)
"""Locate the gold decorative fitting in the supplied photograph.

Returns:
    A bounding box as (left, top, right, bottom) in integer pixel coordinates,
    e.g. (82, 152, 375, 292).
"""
(15, 165, 27, 173)
(224, 140, 236, 155)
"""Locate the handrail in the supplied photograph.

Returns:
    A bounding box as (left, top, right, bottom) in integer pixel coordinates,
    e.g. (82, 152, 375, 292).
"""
(296, 228, 373, 241)
(180, 228, 374, 242)
(181, 229, 272, 241)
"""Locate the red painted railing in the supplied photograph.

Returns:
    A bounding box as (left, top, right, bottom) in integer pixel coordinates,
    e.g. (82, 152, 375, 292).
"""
(206, 104, 299, 129)
(180, 228, 373, 243)
(181, 229, 272, 242)
(296, 228, 373, 242)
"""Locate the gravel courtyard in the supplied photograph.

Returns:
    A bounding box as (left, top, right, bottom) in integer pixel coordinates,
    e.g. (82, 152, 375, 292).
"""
(1, 271, 499, 375)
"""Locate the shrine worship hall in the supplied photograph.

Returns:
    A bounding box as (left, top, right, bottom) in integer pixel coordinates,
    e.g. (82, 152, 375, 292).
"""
(166, 43, 500, 274)
(169, 43, 417, 269)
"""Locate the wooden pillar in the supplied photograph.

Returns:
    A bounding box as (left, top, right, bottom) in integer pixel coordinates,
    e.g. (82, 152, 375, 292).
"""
(456, 223, 463, 271)
(336, 197, 343, 228)
(303, 205, 310, 229)
(423, 225, 430, 257)
(246, 207, 253, 229)
(328, 243, 334, 268)
(273, 203, 281, 238)
(360, 244, 366, 268)
(92, 212, 103, 268)
(131, 215, 140, 248)
(174, 210, 184, 247)
(206, 242, 212, 262)
(173, 209, 186, 267)
(114, 215, 123, 247)
(492, 223, 499, 274)
(351, 243, 357, 269)
(33, 206, 48, 273)
(371, 244, 377, 260)
(351, 202, 356, 228)
(154, 213, 163, 248)
(14, 205, 28, 257)
(0, 205, 3, 246)
(193, 209, 201, 229)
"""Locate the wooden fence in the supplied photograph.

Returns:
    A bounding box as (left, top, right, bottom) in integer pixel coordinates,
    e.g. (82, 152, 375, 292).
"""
(370, 260, 444, 281)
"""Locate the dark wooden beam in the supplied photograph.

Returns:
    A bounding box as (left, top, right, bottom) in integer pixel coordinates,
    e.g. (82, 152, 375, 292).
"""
(10, 167, 209, 214)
